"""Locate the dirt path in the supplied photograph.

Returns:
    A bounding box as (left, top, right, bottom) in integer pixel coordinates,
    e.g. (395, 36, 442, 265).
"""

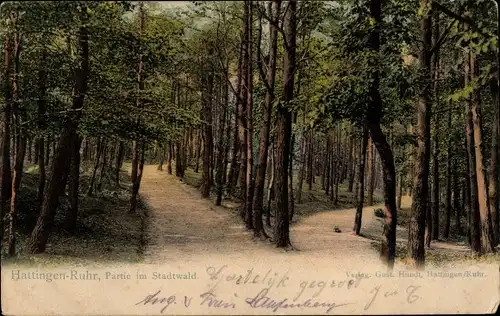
(138, 165, 468, 265)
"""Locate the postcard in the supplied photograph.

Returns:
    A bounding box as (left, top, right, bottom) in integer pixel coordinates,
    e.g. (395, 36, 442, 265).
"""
(1, 0, 499, 315)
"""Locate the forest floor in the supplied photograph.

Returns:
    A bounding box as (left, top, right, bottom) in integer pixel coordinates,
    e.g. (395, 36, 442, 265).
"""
(1, 162, 146, 266)
(141, 165, 500, 267)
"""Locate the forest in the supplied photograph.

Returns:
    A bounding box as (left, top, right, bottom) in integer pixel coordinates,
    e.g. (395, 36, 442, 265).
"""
(0, 0, 499, 269)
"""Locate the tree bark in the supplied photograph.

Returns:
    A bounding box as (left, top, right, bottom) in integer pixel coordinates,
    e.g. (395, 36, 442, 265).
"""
(7, 31, 24, 256)
(245, 0, 255, 229)
(87, 137, 103, 196)
(353, 127, 369, 235)
(64, 134, 82, 232)
(28, 11, 89, 253)
(274, 0, 296, 248)
(367, 137, 375, 205)
(465, 49, 482, 254)
(216, 72, 229, 206)
(201, 65, 214, 198)
(408, 0, 432, 267)
(489, 72, 499, 245)
(1, 36, 12, 213)
(253, 0, 279, 236)
(469, 52, 496, 253)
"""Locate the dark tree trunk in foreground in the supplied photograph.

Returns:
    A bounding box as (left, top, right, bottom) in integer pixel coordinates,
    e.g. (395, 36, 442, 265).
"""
(464, 49, 482, 254)
(430, 11, 441, 243)
(489, 71, 499, 245)
(244, 0, 255, 229)
(353, 127, 369, 235)
(1, 36, 12, 222)
(253, 0, 279, 237)
(201, 66, 214, 199)
(227, 41, 243, 195)
(366, 137, 375, 206)
(469, 52, 496, 253)
(114, 141, 124, 185)
(7, 32, 25, 256)
(408, 1, 432, 267)
(28, 12, 89, 253)
(453, 159, 462, 235)
(65, 134, 82, 232)
(274, 0, 296, 248)
(37, 49, 47, 212)
(216, 74, 229, 206)
(129, 3, 146, 214)
(364, 0, 397, 267)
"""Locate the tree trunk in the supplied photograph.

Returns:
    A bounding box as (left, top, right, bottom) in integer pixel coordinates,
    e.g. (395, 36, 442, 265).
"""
(64, 134, 82, 232)
(7, 32, 24, 256)
(28, 13, 89, 253)
(453, 159, 462, 235)
(227, 41, 244, 195)
(465, 50, 482, 254)
(443, 107, 453, 240)
(489, 73, 499, 245)
(87, 137, 103, 196)
(166, 142, 173, 175)
(201, 66, 214, 198)
(429, 10, 441, 243)
(367, 137, 375, 205)
(296, 131, 306, 204)
(469, 52, 496, 253)
(1, 36, 12, 215)
(129, 143, 145, 214)
(253, 0, 279, 236)
(97, 140, 108, 192)
(244, 0, 255, 229)
(274, 0, 296, 248)
(408, 0, 432, 267)
(216, 73, 229, 206)
(353, 127, 369, 235)
(114, 141, 124, 185)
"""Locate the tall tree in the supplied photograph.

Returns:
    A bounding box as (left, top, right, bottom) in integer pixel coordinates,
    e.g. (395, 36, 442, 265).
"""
(274, 0, 296, 248)
(28, 5, 90, 253)
(408, 0, 432, 267)
(253, 0, 280, 237)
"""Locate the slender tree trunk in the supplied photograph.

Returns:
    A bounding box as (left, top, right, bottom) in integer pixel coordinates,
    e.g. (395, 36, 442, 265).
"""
(97, 140, 108, 191)
(489, 74, 499, 245)
(367, 137, 375, 205)
(129, 143, 145, 214)
(87, 137, 103, 196)
(129, 3, 146, 213)
(429, 10, 441, 243)
(201, 64, 214, 198)
(216, 74, 229, 206)
(296, 131, 307, 204)
(253, 0, 279, 236)
(274, 0, 296, 248)
(114, 141, 124, 185)
(28, 13, 89, 253)
(1, 36, 12, 216)
(7, 32, 24, 256)
(227, 41, 243, 194)
(465, 49, 482, 254)
(408, 0, 432, 267)
(348, 132, 356, 192)
(469, 52, 496, 253)
(166, 142, 173, 175)
(443, 107, 453, 240)
(64, 134, 82, 232)
(353, 127, 369, 235)
(453, 159, 462, 235)
(245, 0, 255, 229)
